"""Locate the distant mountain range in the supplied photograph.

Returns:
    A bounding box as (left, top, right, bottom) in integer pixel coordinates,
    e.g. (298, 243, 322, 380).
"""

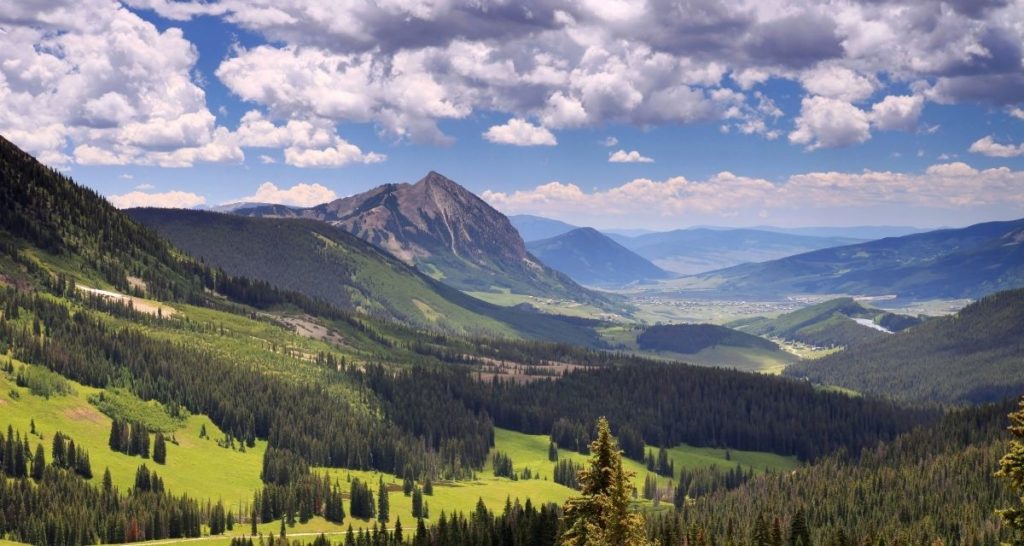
(129, 208, 601, 345)
(526, 228, 671, 286)
(509, 215, 869, 275)
(748, 225, 929, 240)
(671, 218, 1024, 300)
(238, 172, 608, 307)
(612, 228, 863, 275)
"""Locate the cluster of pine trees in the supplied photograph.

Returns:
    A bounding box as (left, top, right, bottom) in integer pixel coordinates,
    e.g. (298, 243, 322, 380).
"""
(645, 446, 674, 477)
(672, 464, 754, 505)
(349, 478, 377, 520)
(108, 419, 156, 461)
(552, 459, 581, 489)
(0, 455, 204, 545)
(49, 431, 92, 479)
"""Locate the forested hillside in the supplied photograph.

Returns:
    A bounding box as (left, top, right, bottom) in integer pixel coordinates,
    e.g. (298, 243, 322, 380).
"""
(129, 208, 599, 344)
(657, 400, 1015, 546)
(636, 323, 781, 354)
(785, 289, 1024, 404)
(733, 298, 922, 348)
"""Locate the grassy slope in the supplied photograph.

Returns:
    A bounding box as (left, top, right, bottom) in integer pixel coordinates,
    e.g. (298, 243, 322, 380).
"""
(1, 365, 798, 543)
(0, 362, 266, 513)
(598, 326, 795, 374)
(733, 298, 888, 348)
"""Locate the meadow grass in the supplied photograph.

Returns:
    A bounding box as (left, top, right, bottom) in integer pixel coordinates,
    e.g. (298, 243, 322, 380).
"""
(0, 361, 266, 514)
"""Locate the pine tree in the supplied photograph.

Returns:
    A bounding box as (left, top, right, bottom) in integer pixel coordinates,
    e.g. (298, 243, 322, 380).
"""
(412, 487, 424, 518)
(997, 396, 1024, 546)
(153, 432, 167, 464)
(549, 441, 559, 462)
(561, 417, 652, 546)
(789, 509, 812, 546)
(377, 476, 390, 523)
(31, 443, 45, 481)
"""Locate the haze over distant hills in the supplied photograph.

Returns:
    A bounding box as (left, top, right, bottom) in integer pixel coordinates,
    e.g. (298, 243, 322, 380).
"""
(612, 228, 863, 275)
(508, 214, 580, 242)
(664, 219, 1024, 300)
(238, 172, 609, 307)
(526, 228, 671, 286)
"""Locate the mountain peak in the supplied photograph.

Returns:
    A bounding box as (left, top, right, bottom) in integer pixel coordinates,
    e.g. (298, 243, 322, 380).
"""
(417, 170, 469, 195)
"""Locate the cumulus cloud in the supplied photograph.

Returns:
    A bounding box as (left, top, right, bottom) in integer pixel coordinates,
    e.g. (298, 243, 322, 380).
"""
(233, 182, 337, 206)
(483, 162, 1024, 224)
(609, 150, 654, 163)
(800, 66, 876, 102)
(0, 0, 237, 166)
(483, 118, 557, 146)
(284, 143, 386, 167)
(870, 95, 924, 131)
(108, 190, 206, 209)
(969, 136, 1024, 157)
(789, 96, 871, 150)
(9, 0, 1024, 161)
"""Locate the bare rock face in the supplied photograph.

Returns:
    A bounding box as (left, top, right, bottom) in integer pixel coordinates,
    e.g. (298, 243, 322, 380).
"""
(241, 172, 603, 302)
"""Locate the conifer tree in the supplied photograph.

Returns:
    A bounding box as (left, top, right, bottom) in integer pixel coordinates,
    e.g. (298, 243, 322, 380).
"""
(561, 417, 652, 546)
(997, 396, 1024, 546)
(378, 476, 390, 523)
(789, 509, 812, 546)
(31, 443, 45, 481)
(153, 432, 167, 464)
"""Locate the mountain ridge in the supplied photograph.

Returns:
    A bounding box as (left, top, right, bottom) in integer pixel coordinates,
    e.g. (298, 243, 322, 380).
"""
(527, 227, 672, 286)
(240, 172, 610, 307)
(677, 218, 1024, 300)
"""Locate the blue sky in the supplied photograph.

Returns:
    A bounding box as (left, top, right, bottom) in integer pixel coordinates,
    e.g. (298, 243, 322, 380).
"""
(3, 0, 1024, 229)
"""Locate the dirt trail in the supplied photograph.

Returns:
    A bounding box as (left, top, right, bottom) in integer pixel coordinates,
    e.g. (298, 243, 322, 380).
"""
(77, 285, 176, 317)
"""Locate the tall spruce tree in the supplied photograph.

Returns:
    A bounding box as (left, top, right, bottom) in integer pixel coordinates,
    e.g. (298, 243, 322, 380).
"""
(997, 396, 1024, 546)
(153, 432, 167, 464)
(377, 476, 390, 523)
(561, 417, 651, 546)
(31, 443, 45, 481)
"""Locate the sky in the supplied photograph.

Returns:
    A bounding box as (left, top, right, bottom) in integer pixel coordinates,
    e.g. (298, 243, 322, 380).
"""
(2, 0, 1024, 230)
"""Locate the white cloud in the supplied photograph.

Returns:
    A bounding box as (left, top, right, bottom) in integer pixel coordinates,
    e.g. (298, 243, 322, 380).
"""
(789, 96, 871, 150)
(1010, 107, 1024, 121)
(108, 190, 206, 209)
(258, 154, 276, 164)
(870, 95, 924, 131)
(134, 183, 155, 190)
(800, 66, 876, 102)
(969, 136, 1024, 157)
(483, 118, 557, 146)
(483, 162, 1024, 224)
(8, 0, 1024, 164)
(0, 0, 235, 167)
(609, 150, 653, 163)
(233, 182, 337, 207)
(283, 143, 386, 167)
(602, 136, 619, 147)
